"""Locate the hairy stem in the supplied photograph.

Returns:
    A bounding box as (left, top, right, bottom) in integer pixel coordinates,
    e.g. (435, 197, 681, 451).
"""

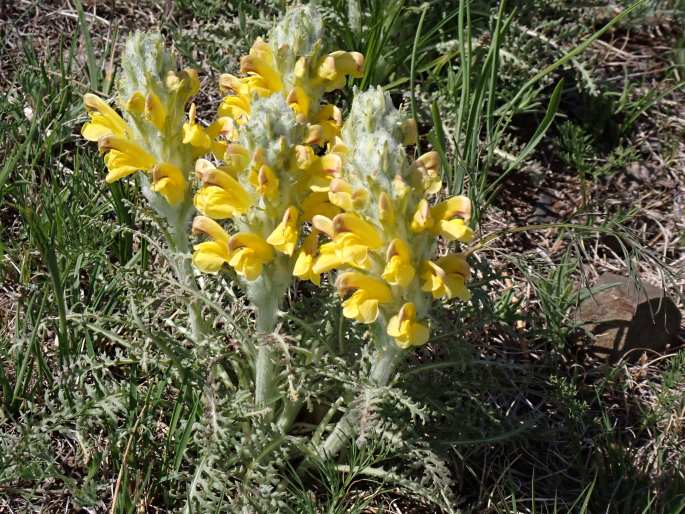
(169, 208, 206, 341)
(317, 334, 405, 460)
(251, 267, 288, 412)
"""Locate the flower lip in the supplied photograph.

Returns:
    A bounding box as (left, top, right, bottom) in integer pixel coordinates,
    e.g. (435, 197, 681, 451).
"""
(194, 158, 215, 181)
(332, 213, 383, 248)
(192, 216, 230, 245)
(311, 215, 335, 238)
(432, 195, 472, 222)
(335, 271, 391, 300)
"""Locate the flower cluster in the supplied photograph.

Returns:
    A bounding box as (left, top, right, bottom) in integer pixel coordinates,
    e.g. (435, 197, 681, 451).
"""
(82, 33, 200, 211)
(306, 88, 474, 349)
(81, 7, 475, 352)
(190, 6, 364, 330)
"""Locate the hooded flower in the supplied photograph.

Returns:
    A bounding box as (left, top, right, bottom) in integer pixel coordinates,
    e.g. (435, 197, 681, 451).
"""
(267, 207, 300, 256)
(191, 216, 232, 273)
(387, 303, 430, 349)
(293, 230, 321, 285)
(228, 232, 275, 280)
(382, 239, 415, 288)
(420, 254, 471, 300)
(194, 159, 253, 218)
(336, 272, 393, 324)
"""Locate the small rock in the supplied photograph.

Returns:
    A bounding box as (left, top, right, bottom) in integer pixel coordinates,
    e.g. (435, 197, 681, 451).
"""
(577, 272, 682, 362)
(626, 162, 650, 182)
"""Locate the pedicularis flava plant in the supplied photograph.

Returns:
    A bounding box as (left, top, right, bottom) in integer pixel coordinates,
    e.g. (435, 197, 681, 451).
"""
(81, 33, 207, 337)
(188, 6, 362, 407)
(80, 4, 476, 498)
(311, 87, 474, 457)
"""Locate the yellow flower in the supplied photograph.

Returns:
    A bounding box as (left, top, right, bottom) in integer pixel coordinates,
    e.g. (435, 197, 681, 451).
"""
(267, 206, 300, 256)
(335, 272, 392, 323)
(182, 103, 212, 153)
(98, 135, 156, 183)
(217, 94, 251, 125)
(293, 230, 321, 285)
(194, 159, 253, 218)
(151, 162, 186, 205)
(328, 179, 368, 211)
(286, 86, 311, 120)
(228, 232, 275, 280)
(413, 151, 441, 194)
(165, 67, 200, 99)
(410, 198, 434, 233)
(125, 91, 146, 115)
(382, 239, 415, 288)
(220, 73, 272, 99)
(311, 213, 383, 273)
(224, 144, 251, 173)
(317, 51, 365, 92)
(81, 93, 129, 141)
(248, 163, 279, 199)
(386, 302, 430, 349)
(240, 37, 284, 94)
(206, 117, 237, 158)
(294, 146, 343, 192)
(301, 192, 340, 221)
(332, 213, 383, 249)
(144, 91, 167, 130)
(310, 104, 342, 144)
(191, 216, 232, 273)
(420, 254, 471, 300)
(430, 196, 473, 242)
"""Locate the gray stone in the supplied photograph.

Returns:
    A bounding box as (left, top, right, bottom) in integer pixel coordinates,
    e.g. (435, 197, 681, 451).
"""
(577, 272, 682, 361)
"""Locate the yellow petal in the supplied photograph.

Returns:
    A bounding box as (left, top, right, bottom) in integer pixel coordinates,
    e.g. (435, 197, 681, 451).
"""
(228, 232, 274, 261)
(195, 159, 252, 214)
(333, 213, 383, 248)
(410, 198, 434, 233)
(192, 216, 231, 245)
(431, 195, 472, 222)
(145, 92, 167, 130)
(287, 86, 310, 118)
(151, 162, 186, 205)
(98, 136, 156, 169)
(81, 116, 118, 142)
(302, 192, 341, 220)
(382, 239, 415, 288)
(266, 206, 299, 256)
(437, 219, 474, 242)
(83, 93, 128, 135)
(194, 186, 242, 219)
(249, 164, 279, 199)
(103, 150, 140, 183)
(335, 272, 392, 301)
(192, 241, 230, 273)
(125, 91, 145, 115)
(311, 215, 335, 238)
(293, 231, 320, 285)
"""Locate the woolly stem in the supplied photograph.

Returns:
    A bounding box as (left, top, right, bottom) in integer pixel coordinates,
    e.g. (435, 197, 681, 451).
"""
(317, 332, 405, 461)
(249, 259, 291, 412)
(169, 206, 206, 341)
(140, 177, 206, 341)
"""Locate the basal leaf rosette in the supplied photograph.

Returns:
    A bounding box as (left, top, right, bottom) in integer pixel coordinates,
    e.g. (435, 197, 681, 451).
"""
(310, 87, 474, 350)
(82, 32, 201, 216)
(196, 4, 363, 157)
